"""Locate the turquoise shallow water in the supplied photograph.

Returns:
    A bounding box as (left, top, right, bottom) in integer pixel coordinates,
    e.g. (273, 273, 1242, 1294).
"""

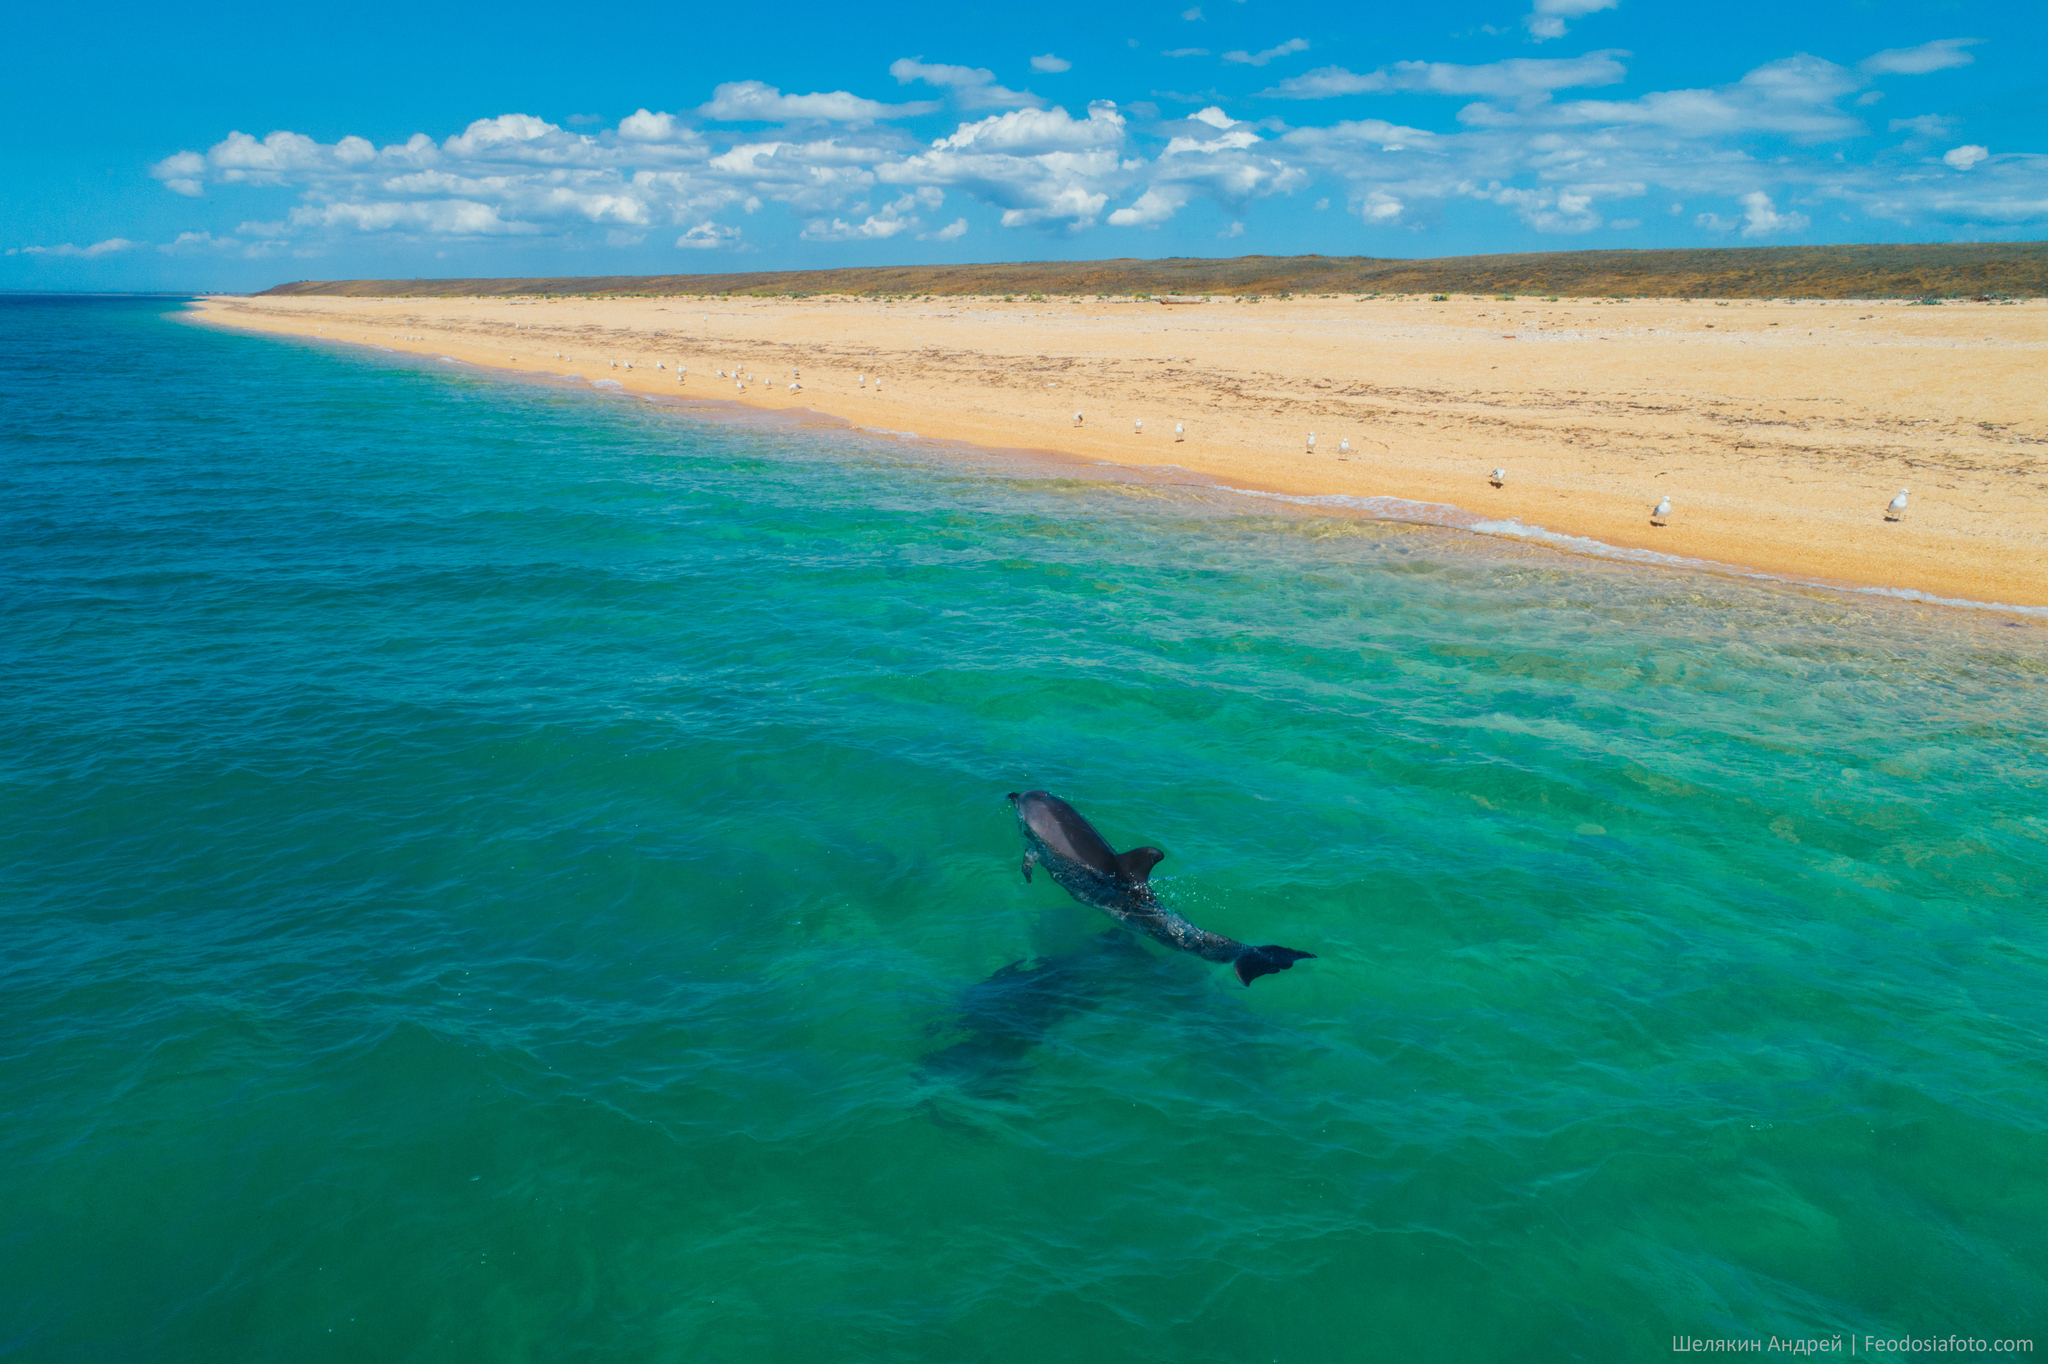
(4, 296, 2044, 1361)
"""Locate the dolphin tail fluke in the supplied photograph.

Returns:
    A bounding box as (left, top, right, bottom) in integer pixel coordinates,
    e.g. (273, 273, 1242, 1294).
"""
(1233, 945, 1316, 987)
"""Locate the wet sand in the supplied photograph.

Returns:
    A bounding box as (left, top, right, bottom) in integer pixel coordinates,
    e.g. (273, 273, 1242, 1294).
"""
(191, 290, 2048, 609)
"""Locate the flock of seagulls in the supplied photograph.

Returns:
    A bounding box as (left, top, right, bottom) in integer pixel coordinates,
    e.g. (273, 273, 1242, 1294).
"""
(368, 327, 1921, 530)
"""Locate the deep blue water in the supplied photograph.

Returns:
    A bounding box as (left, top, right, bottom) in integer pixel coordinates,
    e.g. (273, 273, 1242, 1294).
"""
(3, 294, 2043, 1361)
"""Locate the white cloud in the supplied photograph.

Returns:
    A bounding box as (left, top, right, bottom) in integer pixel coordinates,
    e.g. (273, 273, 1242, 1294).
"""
(677, 221, 740, 249)
(1474, 183, 1603, 232)
(1524, 0, 1619, 42)
(883, 102, 1126, 228)
(927, 102, 1125, 154)
(890, 58, 1042, 110)
(919, 217, 969, 240)
(150, 150, 207, 197)
(700, 81, 937, 122)
(134, 52, 2048, 261)
(1266, 52, 1628, 100)
(1218, 220, 1244, 237)
(1735, 190, 1809, 237)
(803, 188, 942, 240)
(1859, 38, 1982, 76)
(1181, 5, 1203, 18)
(1030, 54, 1071, 73)
(1889, 114, 1956, 138)
(1480, 54, 1864, 141)
(1163, 48, 1210, 58)
(155, 230, 288, 258)
(1359, 190, 1404, 223)
(1108, 186, 1189, 226)
(15, 238, 140, 258)
(1223, 39, 1309, 68)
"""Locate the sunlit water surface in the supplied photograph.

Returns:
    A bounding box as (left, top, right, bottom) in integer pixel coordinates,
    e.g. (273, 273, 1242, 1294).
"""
(4, 296, 2043, 1361)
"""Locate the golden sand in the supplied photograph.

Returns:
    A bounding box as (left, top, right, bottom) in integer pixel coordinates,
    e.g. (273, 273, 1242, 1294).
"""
(191, 290, 2048, 609)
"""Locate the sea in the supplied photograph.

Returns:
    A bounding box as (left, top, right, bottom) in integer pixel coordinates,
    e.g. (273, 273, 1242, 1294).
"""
(4, 294, 2043, 1361)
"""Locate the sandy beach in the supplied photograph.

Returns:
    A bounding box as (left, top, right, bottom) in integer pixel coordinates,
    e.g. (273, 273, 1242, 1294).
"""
(192, 290, 2048, 610)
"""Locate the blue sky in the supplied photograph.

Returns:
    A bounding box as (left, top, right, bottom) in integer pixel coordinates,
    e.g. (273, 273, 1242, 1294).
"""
(5, 0, 2042, 290)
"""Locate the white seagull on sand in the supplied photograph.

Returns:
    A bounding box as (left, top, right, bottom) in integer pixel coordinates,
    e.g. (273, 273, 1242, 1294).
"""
(1073, 412, 1084, 427)
(1652, 496, 1672, 523)
(1306, 432, 1317, 452)
(1134, 419, 1143, 434)
(1887, 488, 1909, 521)
(1490, 468, 1506, 487)
(1338, 437, 1351, 455)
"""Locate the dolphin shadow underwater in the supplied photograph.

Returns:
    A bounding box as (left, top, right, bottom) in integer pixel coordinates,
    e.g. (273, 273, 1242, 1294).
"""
(917, 931, 1157, 1103)
(918, 791, 1316, 1108)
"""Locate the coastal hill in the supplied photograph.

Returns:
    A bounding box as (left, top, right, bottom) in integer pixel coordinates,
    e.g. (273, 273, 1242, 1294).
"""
(255, 241, 2047, 300)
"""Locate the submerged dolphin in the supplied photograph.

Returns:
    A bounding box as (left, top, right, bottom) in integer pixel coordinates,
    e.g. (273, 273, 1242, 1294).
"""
(1006, 790, 1315, 986)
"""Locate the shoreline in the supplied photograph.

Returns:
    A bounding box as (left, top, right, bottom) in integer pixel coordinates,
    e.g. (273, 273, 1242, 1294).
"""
(187, 292, 2048, 611)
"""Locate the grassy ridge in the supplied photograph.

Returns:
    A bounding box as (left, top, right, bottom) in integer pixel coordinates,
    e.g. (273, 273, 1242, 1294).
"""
(254, 242, 2048, 300)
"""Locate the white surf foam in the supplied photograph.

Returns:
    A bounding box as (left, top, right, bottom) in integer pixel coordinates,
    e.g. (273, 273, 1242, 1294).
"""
(1215, 486, 2048, 619)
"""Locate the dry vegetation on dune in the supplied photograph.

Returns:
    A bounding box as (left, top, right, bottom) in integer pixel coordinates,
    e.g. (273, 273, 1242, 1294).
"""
(254, 242, 2048, 302)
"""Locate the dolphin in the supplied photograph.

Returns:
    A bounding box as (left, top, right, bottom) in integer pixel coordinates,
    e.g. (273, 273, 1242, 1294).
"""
(1006, 790, 1315, 986)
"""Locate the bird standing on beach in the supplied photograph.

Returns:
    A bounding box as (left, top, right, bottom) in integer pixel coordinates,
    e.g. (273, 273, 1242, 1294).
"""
(1887, 489, 1910, 521)
(1174, 422, 1185, 442)
(1652, 496, 1672, 525)
(1490, 468, 1506, 487)
(1306, 432, 1317, 452)
(1074, 412, 1085, 427)
(859, 374, 867, 387)
(1134, 419, 1143, 434)
(1338, 437, 1351, 455)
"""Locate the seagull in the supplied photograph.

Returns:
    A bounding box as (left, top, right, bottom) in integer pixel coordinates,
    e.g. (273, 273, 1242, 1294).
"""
(1074, 412, 1084, 427)
(1490, 468, 1506, 487)
(1338, 437, 1351, 455)
(1134, 419, 1143, 434)
(789, 382, 800, 392)
(873, 380, 881, 391)
(859, 374, 867, 386)
(1306, 432, 1317, 452)
(1652, 496, 1672, 523)
(1887, 488, 1909, 521)
(1174, 422, 1185, 442)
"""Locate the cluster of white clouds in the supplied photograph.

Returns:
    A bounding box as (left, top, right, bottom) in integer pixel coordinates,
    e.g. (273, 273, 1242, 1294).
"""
(65, 37, 2039, 262)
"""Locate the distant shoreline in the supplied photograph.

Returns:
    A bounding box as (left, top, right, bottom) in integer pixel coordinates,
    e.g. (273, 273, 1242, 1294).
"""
(252, 242, 2048, 302)
(191, 289, 2048, 611)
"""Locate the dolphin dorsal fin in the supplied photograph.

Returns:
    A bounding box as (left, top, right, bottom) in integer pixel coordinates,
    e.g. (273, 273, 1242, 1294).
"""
(1115, 846, 1165, 884)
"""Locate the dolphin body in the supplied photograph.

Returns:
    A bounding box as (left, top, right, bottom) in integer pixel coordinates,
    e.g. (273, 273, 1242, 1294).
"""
(1006, 790, 1315, 986)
